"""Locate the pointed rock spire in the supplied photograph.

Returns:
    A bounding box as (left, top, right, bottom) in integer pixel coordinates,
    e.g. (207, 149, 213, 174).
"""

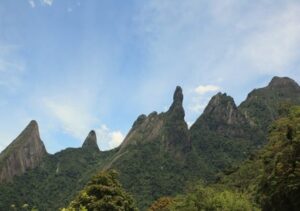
(203, 93, 237, 118)
(167, 86, 185, 120)
(82, 130, 100, 151)
(0, 120, 47, 183)
(173, 86, 183, 104)
(198, 92, 247, 127)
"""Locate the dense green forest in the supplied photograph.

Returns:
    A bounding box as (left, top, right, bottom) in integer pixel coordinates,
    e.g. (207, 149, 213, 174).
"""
(147, 105, 300, 211)
(0, 76, 300, 210)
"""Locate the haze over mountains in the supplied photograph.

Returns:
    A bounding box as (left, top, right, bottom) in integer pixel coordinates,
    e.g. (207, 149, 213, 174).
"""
(0, 76, 300, 210)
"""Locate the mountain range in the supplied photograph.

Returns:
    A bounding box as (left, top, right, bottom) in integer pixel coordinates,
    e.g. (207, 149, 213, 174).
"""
(0, 76, 300, 210)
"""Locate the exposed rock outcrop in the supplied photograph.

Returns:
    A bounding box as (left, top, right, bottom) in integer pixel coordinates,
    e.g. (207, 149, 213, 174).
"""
(239, 76, 300, 131)
(82, 130, 100, 152)
(0, 120, 47, 183)
(191, 92, 250, 138)
(119, 86, 190, 153)
(268, 76, 300, 89)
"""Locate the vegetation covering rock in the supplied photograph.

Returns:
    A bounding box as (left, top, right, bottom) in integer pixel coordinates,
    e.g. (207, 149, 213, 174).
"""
(0, 76, 299, 210)
(65, 170, 137, 211)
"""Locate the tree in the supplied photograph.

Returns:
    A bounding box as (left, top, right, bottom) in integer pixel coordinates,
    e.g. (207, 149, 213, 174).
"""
(65, 170, 137, 211)
(149, 182, 259, 211)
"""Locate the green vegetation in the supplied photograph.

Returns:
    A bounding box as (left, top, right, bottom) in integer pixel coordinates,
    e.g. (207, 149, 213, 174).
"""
(239, 77, 300, 132)
(257, 106, 300, 210)
(0, 148, 116, 210)
(0, 77, 299, 210)
(220, 106, 300, 211)
(190, 93, 262, 177)
(65, 170, 137, 211)
(149, 182, 259, 211)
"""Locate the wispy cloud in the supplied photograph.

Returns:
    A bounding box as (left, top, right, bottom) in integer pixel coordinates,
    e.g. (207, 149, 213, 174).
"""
(96, 125, 124, 150)
(188, 84, 221, 114)
(0, 44, 25, 90)
(28, 0, 35, 8)
(42, 98, 95, 140)
(135, 0, 300, 121)
(238, 3, 300, 73)
(195, 85, 221, 95)
(28, 0, 53, 7)
(42, 0, 54, 6)
(42, 97, 124, 150)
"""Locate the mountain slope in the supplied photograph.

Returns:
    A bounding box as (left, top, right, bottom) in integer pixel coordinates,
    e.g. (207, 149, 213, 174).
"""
(0, 130, 115, 210)
(105, 86, 210, 209)
(220, 105, 300, 211)
(190, 93, 261, 174)
(0, 120, 47, 183)
(239, 76, 300, 132)
(0, 76, 299, 210)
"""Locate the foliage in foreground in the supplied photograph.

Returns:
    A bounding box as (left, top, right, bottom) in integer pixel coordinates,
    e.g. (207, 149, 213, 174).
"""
(220, 106, 300, 211)
(149, 182, 259, 211)
(257, 106, 300, 210)
(64, 170, 137, 211)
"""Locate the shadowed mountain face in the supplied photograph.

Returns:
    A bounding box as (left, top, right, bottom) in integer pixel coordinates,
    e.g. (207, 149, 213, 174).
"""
(0, 131, 115, 210)
(189, 77, 300, 174)
(190, 93, 262, 174)
(239, 76, 300, 132)
(192, 93, 250, 137)
(82, 130, 100, 152)
(220, 106, 300, 211)
(0, 76, 299, 210)
(119, 86, 190, 154)
(0, 120, 47, 183)
(106, 86, 195, 209)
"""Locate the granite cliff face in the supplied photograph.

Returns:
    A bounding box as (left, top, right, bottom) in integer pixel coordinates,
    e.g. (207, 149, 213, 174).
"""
(106, 86, 193, 208)
(119, 86, 190, 154)
(191, 93, 250, 138)
(189, 92, 258, 173)
(0, 76, 299, 210)
(239, 76, 300, 131)
(82, 130, 100, 152)
(0, 120, 47, 183)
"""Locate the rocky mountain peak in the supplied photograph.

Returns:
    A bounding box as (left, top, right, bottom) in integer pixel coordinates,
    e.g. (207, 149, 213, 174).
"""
(117, 86, 190, 156)
(239, 76, 300, 132)
(27, 120, 38, 131)
(268, 76, 300, 89)
(203, 92, 236, 118)
(82, 130, 100, 151)
(173, 86, 183, 104)
(0, 120, 47, 183)
(167, 86, 185, 120)
(198, 92, 248, 128)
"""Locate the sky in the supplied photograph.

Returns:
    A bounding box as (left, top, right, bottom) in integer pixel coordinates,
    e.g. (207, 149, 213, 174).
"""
(0, 0, 300, 153)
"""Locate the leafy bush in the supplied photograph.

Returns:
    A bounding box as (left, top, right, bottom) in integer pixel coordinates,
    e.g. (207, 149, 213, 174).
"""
(149, 182, 259, 211)
(65, 170, 137, 211)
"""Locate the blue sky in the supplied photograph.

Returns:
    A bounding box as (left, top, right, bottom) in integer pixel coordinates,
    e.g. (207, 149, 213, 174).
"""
(0, 0, 300, 153)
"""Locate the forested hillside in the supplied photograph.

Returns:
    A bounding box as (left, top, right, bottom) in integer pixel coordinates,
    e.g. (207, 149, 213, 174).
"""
(0, 76, 299, 210)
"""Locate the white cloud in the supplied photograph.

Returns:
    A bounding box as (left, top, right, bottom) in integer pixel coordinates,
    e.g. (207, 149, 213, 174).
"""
(187, 84, 221, 116)
(195, 85, 221, 95)
(135, 0, 300, 122)
(42, 0, 54, 6)
(0, 44, 25, 90)
(42, 98, 124, 151)
(42, 98, 96, 140)
(96, 125, 124, 150)
(110, 131, 124, 148)
(28, 0, 54, 7)
(238, 3, 300, 73)
(28, 0, 36, 8)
